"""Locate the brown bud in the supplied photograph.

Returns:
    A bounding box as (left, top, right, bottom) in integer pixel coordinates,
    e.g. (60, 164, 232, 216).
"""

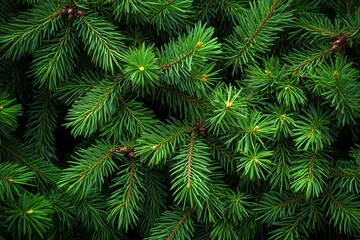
(68, 13, 74, 21)
(334, 39, 342, 45)
(196, 42, 203, 48)
(67, 8, 73, 14)
(331, 45, 338, 51)
(76, 9, 84, 16)
(128, 151, 135, 159)
(7, 178, 13, 184)
(0, 106, 3, 110)
(199, 127, 206, 136)
(152, 144, 159, 150)
(225, 101, 232, 109)
(201, 75, 206, 82)
(117, 147, 128, 154)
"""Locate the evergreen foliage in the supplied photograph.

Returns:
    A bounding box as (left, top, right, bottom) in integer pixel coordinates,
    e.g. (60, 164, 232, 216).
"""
(0, 0, 360, 239)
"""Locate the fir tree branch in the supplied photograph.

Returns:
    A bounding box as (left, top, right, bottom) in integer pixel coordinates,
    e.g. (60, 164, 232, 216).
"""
(0, 141, 49, 180)
(167, 208, 192, 240)
(107, 158, 145, 232)
(65, 78, 121, 137)
(232, 0, 280, 62)
(186, 137, 196, 189)
(159, 50, 195, 70)
(31, 25, 78, 89)
(124, 160, 135, 206)
(322, 187, 360, 234)
(0, 2, 62, 60)
(24, 88, 58, 161)
(75, 14, 125, 73)
(323, 187, 344, 211)
(58, 141, 121, 199)
(293, 48, 332, 74)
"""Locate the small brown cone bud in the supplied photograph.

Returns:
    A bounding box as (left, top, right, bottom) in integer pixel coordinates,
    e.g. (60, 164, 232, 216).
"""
(128, 151, 135, 159)
(119, 146, 128, 154)
(196, 42, 203, 48)
(333, 71, 338, 78)
(331, 45, 338, 51)
(68, 13, 74, 21)
(225, 101, 232, 109)
(152, 144, 159, 150)
(0, 106, 3, 110)
(7, 178, 13, 184)
(67, 8, 73, 14)
(201, 75, 206, 82)
(253, 126, 259, 132)
(76, 9, 84, 16)
(334, 39, 342, 44)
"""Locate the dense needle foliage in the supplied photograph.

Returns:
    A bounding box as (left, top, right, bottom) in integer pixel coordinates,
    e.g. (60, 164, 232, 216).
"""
(1, 0, 360, 239)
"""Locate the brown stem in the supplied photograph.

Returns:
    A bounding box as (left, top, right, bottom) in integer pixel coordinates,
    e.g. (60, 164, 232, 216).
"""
(231, 0, 280, 63)
(166, 208, 192, 240)
(186, 137, 196, 188)
(159, 50, 195, 70)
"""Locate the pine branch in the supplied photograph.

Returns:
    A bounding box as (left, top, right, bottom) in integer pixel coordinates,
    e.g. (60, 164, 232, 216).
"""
(210, 218, 239, 240)
(224, 110, 275, 154)
(291, 150, 330, 199)
(149, 0, 194, 35)
(107, 158, 145, 232)
(138, 168, 168, 237)
(76, 191, 123, 239)
(285, 45, 332, 74)
(322, 187, 360, 234)
(30, 25, 78, 89)
(54, 71, 100, 105)
(111, 0, 154, 24)
(0, 162, 35, 201)
(24, 88, 58, 161)
(207, 83, 248, 135)
(136, 119, 193, 166)
(65, 77, 122, 137)
(101, 98, 159, 142)
(0, 137, 60, 188)
(157, 22, 221, 81)
(75, 13, 125, 74)
(124, 43, 161, 95)
(58, 141, 122, 199)
(309, 56, 360, 125)
(269, 214, 309, 240)
(0, 2, 62, 60)
(255, 191, 305, 224)
(237, 144, 273, 181)
(3, 193, 53, 240)
(0, 92, 22, 138)
(146, 206, 194, 240)
(224, 0, 293, 73)
(170, 137, 212, 209)
(292, 106, 335, 151)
